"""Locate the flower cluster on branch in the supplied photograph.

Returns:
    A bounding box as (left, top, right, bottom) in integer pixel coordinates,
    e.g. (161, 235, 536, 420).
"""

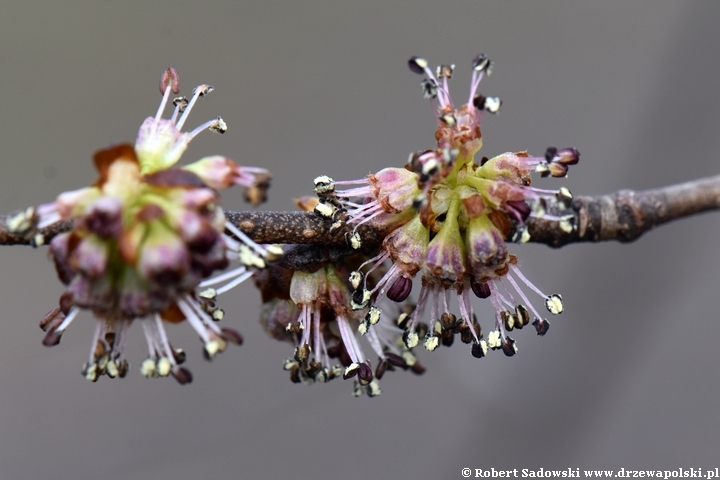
(7, 68, 275, 383)
(7, 56, 714, 396)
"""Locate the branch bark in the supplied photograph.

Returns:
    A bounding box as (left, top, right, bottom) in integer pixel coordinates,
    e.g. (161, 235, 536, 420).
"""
(2, 174, 720, 252)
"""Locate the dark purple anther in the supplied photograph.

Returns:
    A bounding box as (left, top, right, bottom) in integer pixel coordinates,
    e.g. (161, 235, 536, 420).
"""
(358, 362, 373, 386)
(42, 328, 63, 347)
(221, 327, 244, 345)
(375, 360, 388, 380)
(385, 352, 407, 368)
(556, 147, 580, 165)
(532, 318, 550, 336)
(408, 56, 428, 75)
(171, 367, 193, 385)
(470, 277, 491, 299)
(387, 276, 412, 302)
(506, 200, 531, 222)
(501, 337, 517, 357)
(544, 147, 558, 162)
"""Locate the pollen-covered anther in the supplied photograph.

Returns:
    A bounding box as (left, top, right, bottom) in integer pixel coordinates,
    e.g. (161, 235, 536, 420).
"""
(535, 163, 550, 176)
(421, 78, 438, 99)
(156, 357, 172, 377)
(172, 348, 186, 364)
(511, 225, 531, 244)
(558, 215, 575, 234)
(440, 114, 457, 127)
(294, 343, 310, 363)
(487, 330, 502, 350)
(557, 187, 573, 208)
(350, 288, 371, 311)
(208, 117, 227, 134)
(313, 175, 335, 195)
(172, 96, 189, 112)
(6, 207, 38, 238)
(314, 201, 337, 219)
(237, 245, 266, 269)
(199, 288, 217, 301)
(473, 94, 502, 114)
(396, 312, 410, 330)
(203, 337, 227, 361)
(349, 270, 363, 291)
(403, 330, 419, 349)
(366, 306, 381, 326)
(501, 337, 518, 357)
(192, 84, 214, 97)
(140, 358, 157, 378)
(82, 363, 99, 382)
(532, 198, 547, 217)
(436, 64, 455, 79)
(366, 378, 382, 397)
(545, 294, 564, 314)
(343, 362, 360, 380)
(472, 53, 492, 74)
(348, 232, 362, 250)
(283, 357, 298, 371)
(424, 334, 440, 352)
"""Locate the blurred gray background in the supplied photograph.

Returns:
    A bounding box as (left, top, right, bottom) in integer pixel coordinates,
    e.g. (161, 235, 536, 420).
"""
(1, 2, 719, 479)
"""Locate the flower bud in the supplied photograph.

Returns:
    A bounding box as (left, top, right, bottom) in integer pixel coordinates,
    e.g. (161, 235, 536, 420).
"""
(466, 215, 508, 279)
(70, 235, 109, 279)
(137, 224, 190, 285)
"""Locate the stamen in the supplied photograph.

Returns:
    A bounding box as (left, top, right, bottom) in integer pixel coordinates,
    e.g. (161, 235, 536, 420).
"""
(224, 221, 267, 258)
(154, 314, 177, 363)
(188, 117, 227, 140)
(199, 265, 249, 288)
(176, 84, 212, 130)
(215, 270, 254, 295)
(155, 76, 174, 121)
(502, 273, 544, 321)
(88, 319, 104, 365)
(170, 96, 188, 122)
(56, 307, 80, 332)
(156, 67, 179, 120)
(176, 298, 211, 343)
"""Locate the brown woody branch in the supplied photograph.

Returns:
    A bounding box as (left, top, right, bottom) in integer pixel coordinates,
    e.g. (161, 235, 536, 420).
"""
(2, 175, 720, 254)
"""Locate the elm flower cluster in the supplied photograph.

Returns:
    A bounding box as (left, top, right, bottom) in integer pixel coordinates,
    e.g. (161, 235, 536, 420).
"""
(254, 203, 424, 397)
(8, 68, 275, 384)
(313, 54, 579, 362)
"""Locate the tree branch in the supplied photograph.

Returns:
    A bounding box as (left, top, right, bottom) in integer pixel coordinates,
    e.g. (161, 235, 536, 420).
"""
(526, 174, 720, 247)
(3, 175, 720, 255)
